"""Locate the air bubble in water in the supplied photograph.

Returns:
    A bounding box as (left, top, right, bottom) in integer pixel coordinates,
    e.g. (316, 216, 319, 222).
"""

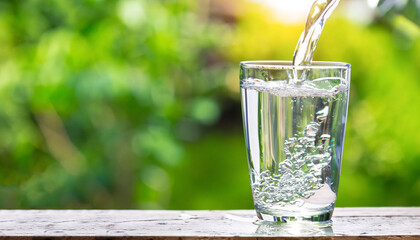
(251, 121, 332, 208)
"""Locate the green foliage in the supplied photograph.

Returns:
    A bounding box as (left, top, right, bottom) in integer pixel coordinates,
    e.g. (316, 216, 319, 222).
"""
(0, 0, 419, 209)
(0, 0, 230, 208)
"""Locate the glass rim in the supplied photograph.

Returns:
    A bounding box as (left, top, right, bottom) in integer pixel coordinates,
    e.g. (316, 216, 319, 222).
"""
(240, 61, 351, 70)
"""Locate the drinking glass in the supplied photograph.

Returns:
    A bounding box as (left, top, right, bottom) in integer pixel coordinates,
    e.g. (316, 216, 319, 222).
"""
(240, 61, 350, 223)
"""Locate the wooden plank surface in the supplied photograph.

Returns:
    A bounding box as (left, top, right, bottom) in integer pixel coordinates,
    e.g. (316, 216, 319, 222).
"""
(0, 208, 418, 239)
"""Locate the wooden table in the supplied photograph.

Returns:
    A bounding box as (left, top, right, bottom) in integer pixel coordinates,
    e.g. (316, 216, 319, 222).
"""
(0, 208, 418, 239)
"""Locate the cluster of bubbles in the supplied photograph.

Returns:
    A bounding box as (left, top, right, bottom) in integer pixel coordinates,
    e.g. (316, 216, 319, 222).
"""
(240, 78, 347, 98)
(252, 121, 332, 208)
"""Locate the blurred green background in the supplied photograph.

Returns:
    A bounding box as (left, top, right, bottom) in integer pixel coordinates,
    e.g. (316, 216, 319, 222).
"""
(0, 0, 419, 209)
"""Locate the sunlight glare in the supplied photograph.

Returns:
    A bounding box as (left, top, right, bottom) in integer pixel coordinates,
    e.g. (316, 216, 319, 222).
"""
(249, 0, 315, 24)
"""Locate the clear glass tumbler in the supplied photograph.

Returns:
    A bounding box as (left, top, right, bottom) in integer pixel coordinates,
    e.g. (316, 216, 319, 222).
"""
(240, 61, 350, 223)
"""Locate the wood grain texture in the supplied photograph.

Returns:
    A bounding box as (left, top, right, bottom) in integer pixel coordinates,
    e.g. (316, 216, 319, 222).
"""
(0, 208, 418, 239)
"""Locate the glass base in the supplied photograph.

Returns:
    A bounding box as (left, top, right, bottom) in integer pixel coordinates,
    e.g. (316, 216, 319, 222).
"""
(253, 210, 334, 236)
(255, 209, 333, 224)
(254, 219, 334, 236)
